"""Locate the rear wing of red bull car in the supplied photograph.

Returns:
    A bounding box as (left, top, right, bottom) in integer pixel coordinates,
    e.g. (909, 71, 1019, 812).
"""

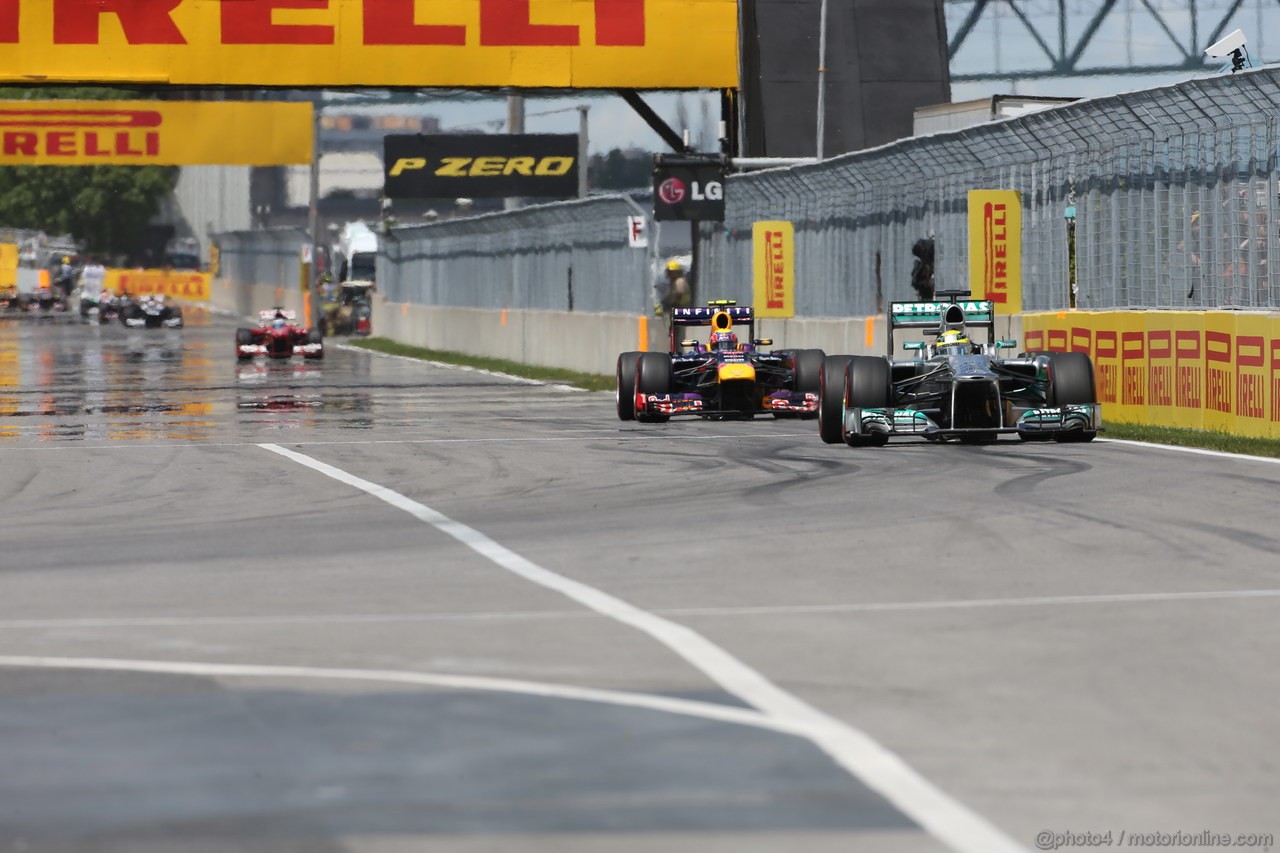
(887, 290, 995, 355)
(669, 302, 755, 352)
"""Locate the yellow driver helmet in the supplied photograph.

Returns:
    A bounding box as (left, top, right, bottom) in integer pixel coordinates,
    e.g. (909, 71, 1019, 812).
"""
(936, 329, 971, 356)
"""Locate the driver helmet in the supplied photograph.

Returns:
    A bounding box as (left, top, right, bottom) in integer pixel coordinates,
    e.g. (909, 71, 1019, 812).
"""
(710, 331, 738, 351)
(272, 317, 287, 329)
(936, 329, 971, 356)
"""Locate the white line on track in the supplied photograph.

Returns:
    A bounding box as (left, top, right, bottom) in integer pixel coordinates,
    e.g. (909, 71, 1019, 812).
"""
(1097, 437, 1280, 465)
(0, 656, 800, 735)
(4, 588, 1277, 631)
(256, 441, 1026, 853)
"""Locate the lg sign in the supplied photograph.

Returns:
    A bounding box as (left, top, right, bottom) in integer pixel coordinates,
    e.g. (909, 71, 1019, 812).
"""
(658, 177, 722, 205)
(653, 159, 727, 222)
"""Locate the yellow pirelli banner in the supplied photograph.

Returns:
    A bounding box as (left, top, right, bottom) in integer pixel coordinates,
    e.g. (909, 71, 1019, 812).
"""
(0, 101, 312, 166)
(107, 269, 211, 302)
(0, 243, 16, 290)
(752, 221, 795, 319)
(0, 0, 739, 89)
(968, 190, 1023, 314)
(1023, 310, 1280, 439)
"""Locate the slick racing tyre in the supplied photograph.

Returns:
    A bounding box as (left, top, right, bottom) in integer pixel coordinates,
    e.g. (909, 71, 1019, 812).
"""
(843, 356, 892, 447)
(793, 348, 825, 421)
(615, 351, 642, 421)
(818, 355, 853, 444)
(634, 352, 672, 424)
(305, 327, 324, 359)
(235, 328, 254, 360)
(1046, 351, 1097, 442)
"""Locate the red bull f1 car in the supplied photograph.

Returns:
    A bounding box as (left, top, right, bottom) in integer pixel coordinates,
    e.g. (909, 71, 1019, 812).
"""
(818, 292, 1101, 446)
(236, 309, 324, 361)
(616, 301, 824, 422)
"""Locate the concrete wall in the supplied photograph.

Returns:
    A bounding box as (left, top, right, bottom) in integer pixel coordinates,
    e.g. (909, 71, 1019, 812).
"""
(210, 275, 306, 322)
(370, 295, 1026, 375)
(214, 275, 1025, 375)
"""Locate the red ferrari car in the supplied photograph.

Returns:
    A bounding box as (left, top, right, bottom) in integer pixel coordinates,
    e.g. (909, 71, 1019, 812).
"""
(236, 309, 324, 360)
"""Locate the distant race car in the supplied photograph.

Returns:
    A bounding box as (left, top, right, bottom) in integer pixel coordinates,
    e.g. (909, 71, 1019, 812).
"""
(121, 294, 184, 328)
(616, 301, 823, 422)
(236, 308, 324, 360)
(818, 292, 1101, 446)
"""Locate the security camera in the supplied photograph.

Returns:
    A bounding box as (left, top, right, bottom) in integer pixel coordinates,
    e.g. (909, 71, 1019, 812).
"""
(1205, 29, 1247, 59)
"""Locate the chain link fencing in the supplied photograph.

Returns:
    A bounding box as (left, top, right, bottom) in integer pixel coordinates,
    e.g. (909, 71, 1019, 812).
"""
(215, 67, 1280, 319)
(215, 228, 309, 295)
(377, 196, 654, 315)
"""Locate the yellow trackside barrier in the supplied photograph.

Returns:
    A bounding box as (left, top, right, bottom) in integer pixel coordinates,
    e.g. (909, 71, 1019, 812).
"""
(1023, 310, 1280, 439)
(106, 269, 211, 302)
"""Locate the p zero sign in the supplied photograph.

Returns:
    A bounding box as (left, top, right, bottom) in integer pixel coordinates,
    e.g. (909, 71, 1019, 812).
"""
(653, 157, 726, 222)
(385, 134, 578, 199)
(0, 0, 739, 89)
(0, 101, 313, 166)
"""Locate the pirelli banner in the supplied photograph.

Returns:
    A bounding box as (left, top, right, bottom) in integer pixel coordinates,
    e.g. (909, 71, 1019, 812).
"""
(0, 101, 313, 166)
(385, 134, 578, 199)
(1023, 310, 1280, 439)
(0, 0, 739, 89)
(108, 269, 212, 302)
(752, 221, 794, 318)
(968, 190, 1023, 314)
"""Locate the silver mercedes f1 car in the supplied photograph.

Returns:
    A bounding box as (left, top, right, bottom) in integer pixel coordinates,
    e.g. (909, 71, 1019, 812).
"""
(818, 292, 1101, 446)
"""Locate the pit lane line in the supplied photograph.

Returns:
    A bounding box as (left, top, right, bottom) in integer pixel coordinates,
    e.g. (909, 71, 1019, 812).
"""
(4, 588, 1279, 631)
(256, 442, 1026, 853)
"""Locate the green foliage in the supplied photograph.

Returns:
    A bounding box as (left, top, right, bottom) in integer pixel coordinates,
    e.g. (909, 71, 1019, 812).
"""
(1103, 422, 1280, 458)
(0, 87, 178, 258)
(589, 148, 651, 191)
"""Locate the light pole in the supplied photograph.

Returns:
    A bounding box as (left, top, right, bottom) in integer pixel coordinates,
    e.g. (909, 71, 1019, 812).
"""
(307, 100, 321, 330)
(816, 0, 829, 160)
(577, 105, 589, 199)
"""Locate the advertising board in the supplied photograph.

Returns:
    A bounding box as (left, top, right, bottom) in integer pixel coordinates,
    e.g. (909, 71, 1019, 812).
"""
(967, 190, 1023, 314)
(0, 0, 739, 89)
(653, 158, 726, 222)
(751, 221, 794, 318)
(385, 134, 578, 199)
(0, 101, 312, 166)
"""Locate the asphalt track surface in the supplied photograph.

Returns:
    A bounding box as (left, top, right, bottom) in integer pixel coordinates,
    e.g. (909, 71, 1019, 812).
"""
(0, 312, 1277, 853)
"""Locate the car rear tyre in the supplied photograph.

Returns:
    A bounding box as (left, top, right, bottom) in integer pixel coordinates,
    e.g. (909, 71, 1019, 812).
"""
(793, 348, 825, 420)
(818, 355, 853, 444)
(615, 351, 642, 421)
(635, 352, 672, 424)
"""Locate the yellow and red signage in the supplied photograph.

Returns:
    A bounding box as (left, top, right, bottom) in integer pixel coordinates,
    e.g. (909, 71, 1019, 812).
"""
(108, 269, 211, 302)
(752, 221, 795, 319)
(0, 101, 312, 166)
(1023, 310, 1280, 439)
(968, 190, 1023, 314)
(0, 0, 739, 89)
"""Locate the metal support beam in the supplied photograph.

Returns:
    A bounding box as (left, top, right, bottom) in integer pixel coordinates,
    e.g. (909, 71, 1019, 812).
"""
(618, 89, 691, 154)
